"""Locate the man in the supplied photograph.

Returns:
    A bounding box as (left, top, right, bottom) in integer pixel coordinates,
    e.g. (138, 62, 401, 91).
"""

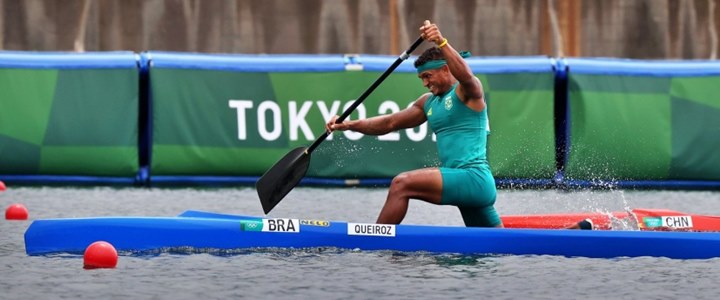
(326, 20, 502, 228)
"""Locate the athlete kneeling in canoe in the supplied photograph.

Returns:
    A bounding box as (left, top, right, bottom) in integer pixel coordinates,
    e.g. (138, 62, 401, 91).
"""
(326, 20, 502, 228)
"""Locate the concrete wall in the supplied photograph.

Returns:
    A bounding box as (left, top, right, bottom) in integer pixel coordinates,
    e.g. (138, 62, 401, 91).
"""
(1, 0, 718, 59)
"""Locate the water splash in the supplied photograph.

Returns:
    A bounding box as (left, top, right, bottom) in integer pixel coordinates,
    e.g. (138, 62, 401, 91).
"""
(608, 209, 641, 231)
(580, 188, 641, 231)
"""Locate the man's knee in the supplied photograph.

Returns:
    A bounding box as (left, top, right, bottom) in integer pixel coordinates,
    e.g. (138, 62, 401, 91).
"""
(390, 172, 412, 190)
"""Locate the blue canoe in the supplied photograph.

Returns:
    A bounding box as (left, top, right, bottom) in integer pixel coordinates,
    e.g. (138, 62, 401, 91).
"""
(24, 210, 720, 259)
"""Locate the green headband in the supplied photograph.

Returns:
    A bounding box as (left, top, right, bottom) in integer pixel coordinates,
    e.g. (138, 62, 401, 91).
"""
(416, 51, 472, 73)
(416, 60, 447, 73)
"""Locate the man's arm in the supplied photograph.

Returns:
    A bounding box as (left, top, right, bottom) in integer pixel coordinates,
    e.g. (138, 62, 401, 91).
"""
(420, 20, 485, 110)
(326, 94, 430, 135)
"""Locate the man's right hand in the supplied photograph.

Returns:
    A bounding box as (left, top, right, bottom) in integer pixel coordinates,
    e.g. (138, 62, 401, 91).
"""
(420, 20, 444, 46)
(325, 115, 351, 132)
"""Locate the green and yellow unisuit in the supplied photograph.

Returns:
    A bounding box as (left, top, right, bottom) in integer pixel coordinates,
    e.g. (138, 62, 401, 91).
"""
(423, 82, 500, 227)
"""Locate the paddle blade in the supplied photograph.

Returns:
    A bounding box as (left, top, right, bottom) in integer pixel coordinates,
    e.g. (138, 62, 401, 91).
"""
(256, 147, 311, 214)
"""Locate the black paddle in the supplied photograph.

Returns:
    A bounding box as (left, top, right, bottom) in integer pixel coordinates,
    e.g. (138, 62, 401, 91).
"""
(256, 36, 425, 214)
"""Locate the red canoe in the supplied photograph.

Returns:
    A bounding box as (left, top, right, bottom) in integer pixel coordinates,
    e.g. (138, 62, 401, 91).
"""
(501, 208, 720, 232)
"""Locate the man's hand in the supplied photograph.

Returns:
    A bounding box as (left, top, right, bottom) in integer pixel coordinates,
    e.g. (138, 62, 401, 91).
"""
(325, 115, 352, 132)
(420, 20, 445, 46)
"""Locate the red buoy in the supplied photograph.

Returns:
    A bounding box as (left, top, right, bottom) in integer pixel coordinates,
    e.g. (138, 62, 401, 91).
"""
(83, 241, 118, 269)
(0, 180, 6, 191)
(5, 203, 28, 220)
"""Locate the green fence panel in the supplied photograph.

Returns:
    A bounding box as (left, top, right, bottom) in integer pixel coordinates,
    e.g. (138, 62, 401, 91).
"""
(484, 73, 556, 179)
(150, 68, 436, 177)
(0, 52, 139, 177)
(668, 77, 720, 180)
(565, 59, 720, 181)
(149, 54, 557, 180)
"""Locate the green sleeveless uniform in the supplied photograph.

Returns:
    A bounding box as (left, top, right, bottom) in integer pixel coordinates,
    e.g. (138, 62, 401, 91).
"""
(423, 83, 500, 227)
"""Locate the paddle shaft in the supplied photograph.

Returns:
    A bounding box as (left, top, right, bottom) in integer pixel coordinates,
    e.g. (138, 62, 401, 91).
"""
(305, 36, 425, 154)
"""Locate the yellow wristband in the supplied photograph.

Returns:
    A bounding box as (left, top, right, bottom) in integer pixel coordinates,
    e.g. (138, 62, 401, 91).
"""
(437, 38, 448, 48)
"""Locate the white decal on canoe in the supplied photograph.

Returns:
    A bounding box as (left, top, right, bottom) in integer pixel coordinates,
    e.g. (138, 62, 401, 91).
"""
(662, 216, 693, 229)
(262, 218, 300, 233)
(347, 223, 395, 237)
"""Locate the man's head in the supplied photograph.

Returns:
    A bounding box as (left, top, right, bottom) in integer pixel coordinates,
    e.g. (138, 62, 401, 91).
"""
(414, 47, 445, 69)
(414, 47, 453, 96)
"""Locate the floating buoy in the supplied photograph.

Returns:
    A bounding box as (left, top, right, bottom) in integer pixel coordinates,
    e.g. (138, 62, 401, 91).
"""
(0, 180, 6, 191)
(83, 241, 118, 269)
(5, 203, 28, 220)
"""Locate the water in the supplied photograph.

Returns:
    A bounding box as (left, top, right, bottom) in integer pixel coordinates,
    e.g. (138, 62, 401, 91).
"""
(1, 187, 719, 299)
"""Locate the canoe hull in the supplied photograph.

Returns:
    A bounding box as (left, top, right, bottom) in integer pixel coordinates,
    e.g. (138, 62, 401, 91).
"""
(24, 211, 720, 259)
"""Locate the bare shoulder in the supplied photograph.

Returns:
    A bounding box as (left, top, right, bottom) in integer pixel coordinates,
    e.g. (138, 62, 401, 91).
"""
(413, 93, 433, 108)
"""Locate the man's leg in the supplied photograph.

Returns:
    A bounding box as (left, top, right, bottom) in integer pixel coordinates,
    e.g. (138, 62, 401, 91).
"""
(458, 206, 504, 228)
(376, 168, 443, 224)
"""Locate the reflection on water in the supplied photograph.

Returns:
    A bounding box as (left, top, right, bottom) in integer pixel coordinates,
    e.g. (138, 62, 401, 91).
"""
(430, 253, 501, 267)
(122, 247, 505, 267)
(385, 251, 501, 267)
(121, 246, 348, 258)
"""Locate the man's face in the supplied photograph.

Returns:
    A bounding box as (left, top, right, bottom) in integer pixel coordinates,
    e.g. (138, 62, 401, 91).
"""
(418, 66, 448, 96)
